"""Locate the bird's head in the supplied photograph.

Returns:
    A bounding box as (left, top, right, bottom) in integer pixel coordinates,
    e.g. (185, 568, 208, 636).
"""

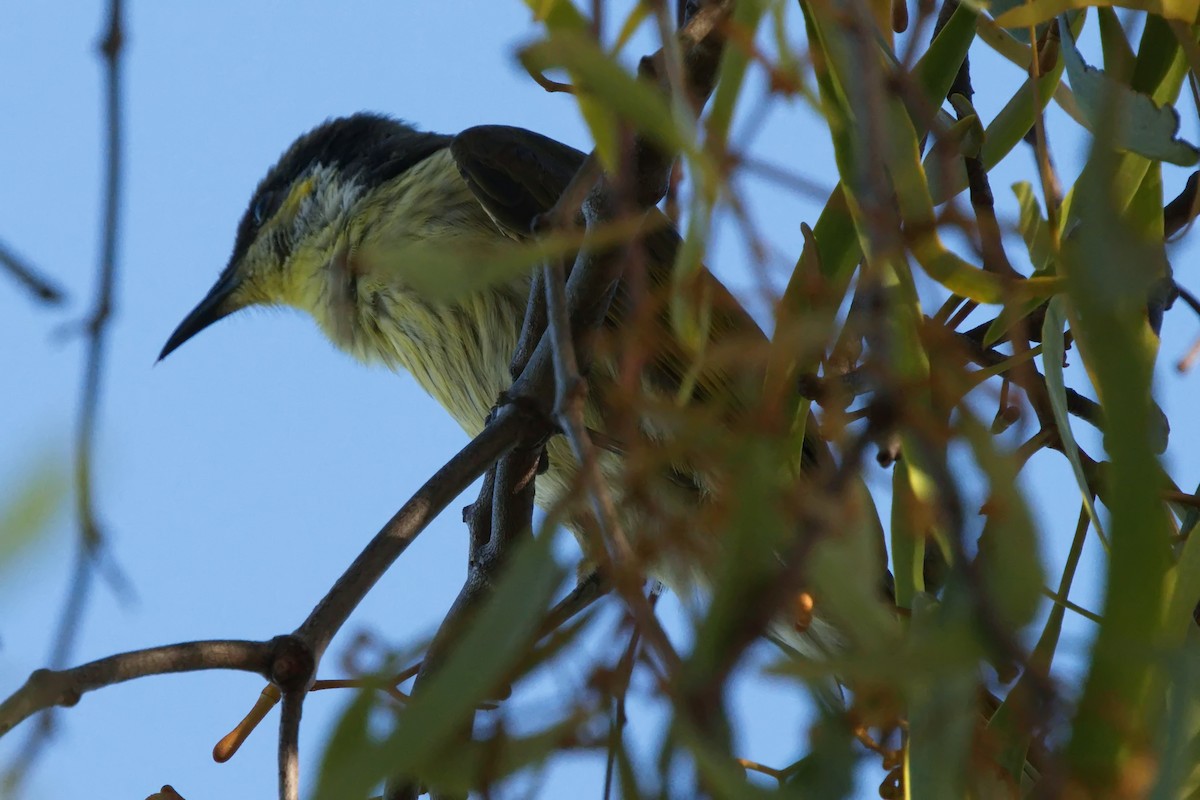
(158, 114, 450, 360)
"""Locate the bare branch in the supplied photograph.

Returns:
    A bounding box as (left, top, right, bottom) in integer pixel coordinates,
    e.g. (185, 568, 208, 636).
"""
(278, 691, 303, 800)
(0, 640, 273, 738)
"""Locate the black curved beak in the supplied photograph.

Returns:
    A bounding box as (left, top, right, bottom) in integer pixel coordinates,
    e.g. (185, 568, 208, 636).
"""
(158, 270, 240, 361)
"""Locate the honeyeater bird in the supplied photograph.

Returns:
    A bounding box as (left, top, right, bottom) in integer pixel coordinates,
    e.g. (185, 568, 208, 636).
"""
(159, 113, 856, 654)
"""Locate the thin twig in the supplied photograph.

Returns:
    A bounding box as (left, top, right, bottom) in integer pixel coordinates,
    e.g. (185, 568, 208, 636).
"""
(602, 584, 661, 800)
(1164, 171, 1200, 239)
(4, 2, 127, 790)
(0, 240, 65, 304)
(542, 255, 679, 671)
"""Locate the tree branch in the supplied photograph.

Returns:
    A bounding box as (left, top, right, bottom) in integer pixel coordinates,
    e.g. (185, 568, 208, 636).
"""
(0, 640, 273, 738)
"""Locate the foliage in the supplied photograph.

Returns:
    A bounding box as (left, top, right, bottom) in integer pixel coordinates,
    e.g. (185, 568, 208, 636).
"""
(5, 1, 1200, 798)
(310, 1, 1200, 796)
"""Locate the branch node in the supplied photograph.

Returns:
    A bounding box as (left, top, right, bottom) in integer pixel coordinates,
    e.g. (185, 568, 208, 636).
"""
(269, 637, 315, 694)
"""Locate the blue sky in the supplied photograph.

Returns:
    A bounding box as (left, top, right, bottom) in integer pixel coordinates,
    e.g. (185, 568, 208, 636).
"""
(1, 2, 1198, 799)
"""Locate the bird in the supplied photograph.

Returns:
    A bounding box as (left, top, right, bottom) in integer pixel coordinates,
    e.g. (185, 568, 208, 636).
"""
(159, 112, 864, 655)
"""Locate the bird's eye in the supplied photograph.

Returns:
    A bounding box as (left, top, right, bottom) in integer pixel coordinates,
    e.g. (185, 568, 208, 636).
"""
(252, 192, 277, 226)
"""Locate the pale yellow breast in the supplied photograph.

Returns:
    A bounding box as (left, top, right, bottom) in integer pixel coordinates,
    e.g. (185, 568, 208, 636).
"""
(302, 149, 530, 434)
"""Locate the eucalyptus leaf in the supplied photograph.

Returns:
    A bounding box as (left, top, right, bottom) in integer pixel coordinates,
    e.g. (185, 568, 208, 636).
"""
(1060, 16, 1199, 165)
(993, 0, 1200, 28)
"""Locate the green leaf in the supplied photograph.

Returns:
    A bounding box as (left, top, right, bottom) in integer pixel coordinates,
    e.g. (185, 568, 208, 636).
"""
(912, 2, 982, 108)
(905, 594, 977, 800)
(522, 0, 590, 30)
(0, 457, 66, 568)
(975, 185, 1057, 346)
(928, 14, 1078, 204)
(800, 0, 980, 288)
(1150, 627, 1200, 800)
(806, 0, 1016, 303)
(1013, 181, 1056, 273)
(314, 531, 565, 799)
(1041, 297, 1107, 544)
(962, 413, 1044, 629)
(1060, 17, 1199, 166)
(808, 487, 902, 648)
(1097, 7, 1135, 81)
(520, 31, 698, 162)
(1061, 110, 1174, 790)
(686, 436, 793, 678)
(706, 0, 768, 151)
(993, 0, 1200, 29)
(988, 504, 1089, 781)
(1163, 479, 1200, 643)
(419, 716, 585, 794)
(785, 708, 857, 798)
(366, 216, 646, 302)
(891, 460, 928, 611)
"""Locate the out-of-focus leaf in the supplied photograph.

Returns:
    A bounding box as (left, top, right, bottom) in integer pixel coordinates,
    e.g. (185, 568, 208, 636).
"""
(575, 94, 620, 173)
(522, 0, 589, 29)
(943, 100, 984, 159)
(314, 531, 564, 799)
(1097, 7, 1135, 80)
(785, 708, 857, 798)
(1059, 18, 1199, 165)
(366, 215, 646, 302)
(806, 0, 1022, 303)
(611, 2, 652, 54)
(994, 0, 1199, 29)
(1061, 109, 1173, 789)
(905, 594, 976, 800)
(521, 31, 698, 163)
(419, 716, 586, 794)
(1013, 182, 1056, 273)
(687, 436, 790, 679)
(1150, 627, 1200, 800)
(808, 493, 902, 648)
(0, 457, 65, 567)
(1041, 297, 1107, 543)
(891, 460, 928, 611)
(988, 512, 1083, 781)
(1163, 480, 1200, 642)
(1130, 14, 1188, 102)
(977, 183, 1056, 346)
(313, 683, 374, 797)
(912, 2, 981, 108)
(962, 414, 1044, 629)
(928, 13, 1077, 203)
(706, 0, 768, 151)
(673, 721, 780, 800)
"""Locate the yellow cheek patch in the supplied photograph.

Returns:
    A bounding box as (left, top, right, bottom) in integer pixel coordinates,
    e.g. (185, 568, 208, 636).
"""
(281, 176, 315, 217)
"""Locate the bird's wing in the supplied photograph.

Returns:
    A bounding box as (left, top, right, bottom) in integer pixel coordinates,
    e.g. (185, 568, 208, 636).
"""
(449, 125, 768, 416)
